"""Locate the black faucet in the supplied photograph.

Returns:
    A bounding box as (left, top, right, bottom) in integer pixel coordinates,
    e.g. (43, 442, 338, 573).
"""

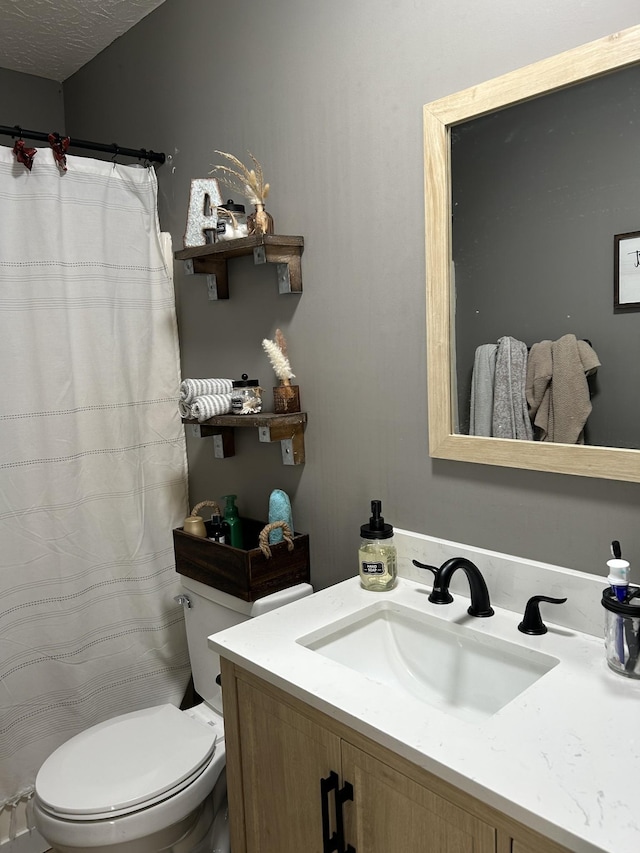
(412, 557, 494, 617)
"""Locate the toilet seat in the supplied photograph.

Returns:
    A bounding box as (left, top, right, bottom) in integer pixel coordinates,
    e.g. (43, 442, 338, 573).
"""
(36, 704, 219, 820)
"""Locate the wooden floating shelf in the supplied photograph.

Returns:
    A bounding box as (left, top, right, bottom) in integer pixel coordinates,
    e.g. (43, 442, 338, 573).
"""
(175, 234, 304, 299)
(183, 412, 307, 466)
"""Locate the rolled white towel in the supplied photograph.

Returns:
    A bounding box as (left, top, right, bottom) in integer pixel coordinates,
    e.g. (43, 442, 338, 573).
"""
(178, 400, 193, 418)
(190, 393, 233, 422)
(180, 378, 233, 405)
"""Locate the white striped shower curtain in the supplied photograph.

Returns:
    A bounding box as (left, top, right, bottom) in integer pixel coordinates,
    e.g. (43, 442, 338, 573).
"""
(0, 145, 190, 841)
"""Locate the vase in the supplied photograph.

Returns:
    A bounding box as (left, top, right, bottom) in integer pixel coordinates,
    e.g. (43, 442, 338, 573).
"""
(248, 202, 274, 236)
(273, 384, 301, 414)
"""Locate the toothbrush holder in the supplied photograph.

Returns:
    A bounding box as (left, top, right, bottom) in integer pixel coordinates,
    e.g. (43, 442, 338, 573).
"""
(602, 586, 640, 678)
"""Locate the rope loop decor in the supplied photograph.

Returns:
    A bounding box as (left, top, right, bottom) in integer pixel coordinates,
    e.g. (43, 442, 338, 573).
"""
(259, 521, 294, 558)
(191, 500, 220, 517)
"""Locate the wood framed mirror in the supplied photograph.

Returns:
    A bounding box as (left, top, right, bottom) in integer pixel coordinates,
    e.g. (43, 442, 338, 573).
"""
(424, 25, 640, 483)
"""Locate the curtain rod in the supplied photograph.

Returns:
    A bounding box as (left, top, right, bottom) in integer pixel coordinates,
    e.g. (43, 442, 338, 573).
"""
(0, 125, 166, 165)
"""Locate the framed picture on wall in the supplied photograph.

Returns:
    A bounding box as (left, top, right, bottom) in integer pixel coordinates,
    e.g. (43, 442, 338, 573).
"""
(614, 231, 640, 309)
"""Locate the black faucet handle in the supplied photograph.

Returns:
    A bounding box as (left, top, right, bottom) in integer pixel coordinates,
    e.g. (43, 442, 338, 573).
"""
(412, 560, 454, 603)
(412, 559, 438, 578)
(518, 595, 567, 635)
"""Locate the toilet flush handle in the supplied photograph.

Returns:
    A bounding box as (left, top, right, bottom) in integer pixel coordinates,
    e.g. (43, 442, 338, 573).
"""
(174, 594, 192, 609)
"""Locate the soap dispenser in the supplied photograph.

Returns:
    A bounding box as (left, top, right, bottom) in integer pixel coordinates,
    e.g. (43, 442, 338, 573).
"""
(359, 499, 397, 591)
(222, 494, 243, 549)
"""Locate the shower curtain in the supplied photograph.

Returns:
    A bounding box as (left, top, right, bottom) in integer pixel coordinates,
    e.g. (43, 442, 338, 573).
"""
(0, 145, 191, 839)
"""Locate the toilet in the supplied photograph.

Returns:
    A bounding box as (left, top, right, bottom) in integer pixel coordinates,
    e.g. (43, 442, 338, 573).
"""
(33, 576, 313, 853)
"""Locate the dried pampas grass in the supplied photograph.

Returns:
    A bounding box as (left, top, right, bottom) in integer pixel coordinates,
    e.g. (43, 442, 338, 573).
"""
(262, 329, 294, 385)
(210, 151, 270, 205)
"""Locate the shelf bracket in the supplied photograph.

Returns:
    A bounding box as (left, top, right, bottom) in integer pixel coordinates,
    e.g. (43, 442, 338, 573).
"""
(253, 244, 302, 294)
(206, 275, 221, 301)
(277, 263, 292, 294)
(258, 422, 305, 465)
(279, 436, 303, 465)
(183, 256, 229, 299)
(188, 424, 235, 458)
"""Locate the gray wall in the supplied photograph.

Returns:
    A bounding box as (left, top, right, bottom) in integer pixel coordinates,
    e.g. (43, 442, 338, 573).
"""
(453, 65, 640, 448)
(0, 67, 64, 134)
(63, 0, 640, 587)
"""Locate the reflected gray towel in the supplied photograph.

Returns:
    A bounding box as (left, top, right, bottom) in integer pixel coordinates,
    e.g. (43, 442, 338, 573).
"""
(492, 336, 533, 440)
(470, 344, 498, 436)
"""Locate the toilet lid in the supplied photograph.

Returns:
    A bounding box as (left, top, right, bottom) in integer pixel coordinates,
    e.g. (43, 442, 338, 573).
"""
(36, 704, 217, 818)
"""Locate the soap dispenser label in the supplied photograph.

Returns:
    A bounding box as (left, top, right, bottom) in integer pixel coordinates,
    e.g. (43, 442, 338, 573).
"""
(362, 561, 385, 575)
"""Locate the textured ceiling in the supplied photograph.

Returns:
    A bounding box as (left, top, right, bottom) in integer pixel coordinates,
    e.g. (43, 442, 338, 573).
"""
(0, 0, 167, 82)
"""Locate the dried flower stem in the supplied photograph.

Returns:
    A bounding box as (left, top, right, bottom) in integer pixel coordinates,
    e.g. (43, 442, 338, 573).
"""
(216, 206, 239, 229)
(210, 151, 270, 205)
(262, 336, 294, 385)
(275, 328, 288, 360)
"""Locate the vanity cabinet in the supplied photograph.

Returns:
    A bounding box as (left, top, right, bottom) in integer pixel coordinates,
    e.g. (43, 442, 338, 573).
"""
(220, 661, 573, 853)
(341, 742, 494, 852)
(230, 674, 340, 851)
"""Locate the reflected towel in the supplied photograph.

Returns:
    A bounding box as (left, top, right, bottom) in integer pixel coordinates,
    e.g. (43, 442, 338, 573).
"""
(492, 336, 533, 440)
(470, 343, 498, 436)
(526, 335, 600, 443)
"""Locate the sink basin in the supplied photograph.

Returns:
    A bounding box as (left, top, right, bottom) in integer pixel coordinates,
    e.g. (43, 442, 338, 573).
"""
(297, 601, 558, 723)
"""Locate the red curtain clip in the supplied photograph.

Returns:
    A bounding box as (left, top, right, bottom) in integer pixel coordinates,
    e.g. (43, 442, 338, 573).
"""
(48, 133, 70, 172)
(13, 139, 37, 171)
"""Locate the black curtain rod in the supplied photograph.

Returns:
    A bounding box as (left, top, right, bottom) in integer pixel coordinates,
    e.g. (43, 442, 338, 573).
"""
(0, 125, 165, 165)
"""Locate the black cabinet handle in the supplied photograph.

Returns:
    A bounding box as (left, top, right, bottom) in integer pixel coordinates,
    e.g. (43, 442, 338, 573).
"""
(320, 772, 356, 853)
(336, 780, 355, 853)
(321, 771, 340, 853)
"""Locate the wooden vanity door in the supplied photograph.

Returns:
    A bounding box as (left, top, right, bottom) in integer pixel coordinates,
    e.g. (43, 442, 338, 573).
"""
(510, 833, 573, 853)
(235, 678, 342, 853)
(341, 741, 496, 853)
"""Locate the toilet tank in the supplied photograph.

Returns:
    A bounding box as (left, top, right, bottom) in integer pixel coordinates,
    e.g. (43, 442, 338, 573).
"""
(179, 575, 313, 714)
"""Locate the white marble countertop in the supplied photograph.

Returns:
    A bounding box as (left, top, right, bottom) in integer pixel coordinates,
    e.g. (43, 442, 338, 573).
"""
(209, 572, 640, 853)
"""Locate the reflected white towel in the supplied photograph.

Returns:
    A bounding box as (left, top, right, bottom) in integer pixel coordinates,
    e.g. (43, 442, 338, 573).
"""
(180, 378, 233, 404)
(190, 393, 233, 422)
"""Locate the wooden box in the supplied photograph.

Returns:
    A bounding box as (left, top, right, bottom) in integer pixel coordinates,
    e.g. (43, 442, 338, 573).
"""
(173, 517, 310, 601)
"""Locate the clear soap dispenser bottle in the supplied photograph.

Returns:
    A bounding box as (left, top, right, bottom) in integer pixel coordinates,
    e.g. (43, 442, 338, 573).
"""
(359, 499, 397, 591)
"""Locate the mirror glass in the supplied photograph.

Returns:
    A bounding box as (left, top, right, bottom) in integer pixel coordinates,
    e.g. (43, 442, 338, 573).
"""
(451, 65, 640, 449)
(424, 26, 640, 482)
